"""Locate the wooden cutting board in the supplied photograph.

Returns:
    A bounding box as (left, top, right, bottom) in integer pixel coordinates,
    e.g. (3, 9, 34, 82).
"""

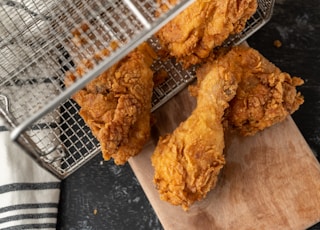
(129, 86, 320, 230)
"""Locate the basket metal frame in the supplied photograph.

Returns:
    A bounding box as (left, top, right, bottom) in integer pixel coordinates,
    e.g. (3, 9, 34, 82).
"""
(0, 0, 275, 179)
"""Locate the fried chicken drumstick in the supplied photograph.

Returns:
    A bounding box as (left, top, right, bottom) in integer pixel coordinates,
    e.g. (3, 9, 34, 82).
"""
(156, 0, 257, 67)
(151, 56, 238, 210)
(65, 42, 156, 164)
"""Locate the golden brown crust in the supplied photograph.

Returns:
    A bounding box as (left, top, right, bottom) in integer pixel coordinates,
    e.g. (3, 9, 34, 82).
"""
(151, 54, 238, 210)
(156, 0, 258, 67)
(65, 42, 156, 164)
(221, 46, 304, 136)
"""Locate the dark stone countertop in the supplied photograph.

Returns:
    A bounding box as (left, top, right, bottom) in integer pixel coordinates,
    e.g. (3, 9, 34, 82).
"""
(57, 0, 320, 229)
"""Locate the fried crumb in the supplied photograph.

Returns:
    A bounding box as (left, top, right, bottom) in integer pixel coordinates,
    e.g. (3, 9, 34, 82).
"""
(273, 39, 282, 48)
(93, 209, 98, 215)
(110, 40, 119, 51)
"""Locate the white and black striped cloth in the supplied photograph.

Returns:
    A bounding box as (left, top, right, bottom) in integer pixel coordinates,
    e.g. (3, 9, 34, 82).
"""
(0, 1, 62, 228)
(0, 119, 60, 230)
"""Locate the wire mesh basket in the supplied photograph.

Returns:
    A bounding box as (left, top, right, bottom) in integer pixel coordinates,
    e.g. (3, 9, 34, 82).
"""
(0, 0, 275, 179)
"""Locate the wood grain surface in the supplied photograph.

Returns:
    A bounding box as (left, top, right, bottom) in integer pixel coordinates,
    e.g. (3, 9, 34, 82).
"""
(129, 87, 320, 230)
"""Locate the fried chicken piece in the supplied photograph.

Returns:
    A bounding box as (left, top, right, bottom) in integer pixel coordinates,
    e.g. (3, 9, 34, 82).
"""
(220, 46, 304, 136)
(151, 45, 304, 209)
(65, 42, 156, 164)
(151, 57, 238, 210)
(155, 0, 257, 67)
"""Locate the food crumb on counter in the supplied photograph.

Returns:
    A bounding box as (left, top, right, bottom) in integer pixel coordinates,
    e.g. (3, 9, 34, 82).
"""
(93, 209, 98, 215)
(273, 39, 282, 48)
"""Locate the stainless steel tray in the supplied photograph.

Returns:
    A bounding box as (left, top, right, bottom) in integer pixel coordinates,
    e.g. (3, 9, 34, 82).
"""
(0, 0, 275, 179)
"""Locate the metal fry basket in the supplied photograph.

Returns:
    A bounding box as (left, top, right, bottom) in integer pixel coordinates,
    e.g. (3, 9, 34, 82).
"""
(0, 0, 275, 179)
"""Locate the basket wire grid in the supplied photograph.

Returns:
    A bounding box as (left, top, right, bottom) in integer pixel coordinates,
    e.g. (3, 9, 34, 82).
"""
(0, 0, 275, 179)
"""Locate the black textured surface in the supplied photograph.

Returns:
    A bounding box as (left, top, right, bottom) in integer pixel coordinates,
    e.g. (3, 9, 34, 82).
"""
(57, 157, 162, 230)
(57, 0, 320, 229)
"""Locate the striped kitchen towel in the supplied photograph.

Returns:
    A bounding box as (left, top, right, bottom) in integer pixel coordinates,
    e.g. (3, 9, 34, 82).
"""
(0, 1, 61, 228)
(0, 118, 60, 230)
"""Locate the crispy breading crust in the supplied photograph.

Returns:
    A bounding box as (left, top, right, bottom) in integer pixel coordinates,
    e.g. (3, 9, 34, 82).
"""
(152, 55, 238, 210)
(156, 0, 258, 67)
(65, 43, 156, 164)
(222, 46, 304, 136)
